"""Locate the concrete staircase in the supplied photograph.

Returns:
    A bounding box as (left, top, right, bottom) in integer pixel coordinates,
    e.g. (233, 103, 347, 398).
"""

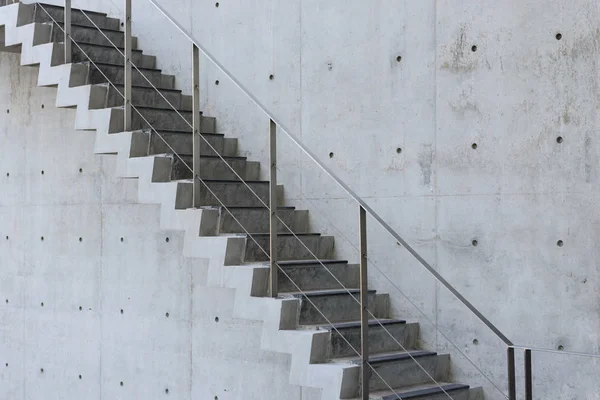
(0, 2, 485, 399)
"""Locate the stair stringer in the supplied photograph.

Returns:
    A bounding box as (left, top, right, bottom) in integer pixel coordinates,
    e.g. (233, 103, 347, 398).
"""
(0, 4, 363, 399)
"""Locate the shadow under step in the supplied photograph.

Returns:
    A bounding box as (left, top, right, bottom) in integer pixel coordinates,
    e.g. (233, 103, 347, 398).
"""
(244, 233, 334, 262)
(318, 319, 419, 358)
(49, 22, 138, 48)
(33, 3, 120, 31)
(172, 180, 282, 209)
(83, 61, 176, 90)
(132, 107, 216, 133)
(72, 42, 155, 69)
(277, 260, 358, 293)
(352, 351, 450, 393)
(170, 155, 259, 181)
(130, 130, 237, 158)
(105, 84, 191, 111)
(373, 382, 473, 400)
(283, 289, 380, 325)
(218, 207, 309, 234)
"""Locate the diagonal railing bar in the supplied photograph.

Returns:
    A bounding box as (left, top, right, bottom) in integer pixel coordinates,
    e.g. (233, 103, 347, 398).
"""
(145, 0, 512, 349)
(273, 163, 509, 397)
(36, 3, 276, 265)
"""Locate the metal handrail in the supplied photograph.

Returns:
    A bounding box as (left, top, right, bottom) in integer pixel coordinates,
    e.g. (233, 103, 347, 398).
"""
(144, 0, 512, 347)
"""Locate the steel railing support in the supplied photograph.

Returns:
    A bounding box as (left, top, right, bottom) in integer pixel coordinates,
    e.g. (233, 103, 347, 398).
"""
(524, 349, 533, 400)
(192, 44, 201, 208)
(269, 119, 278, 298)
(359, 206, 369, 400)
(507, 347, 516, 400)
(64, 0, 71, 63)
(123, 0, 132, 131)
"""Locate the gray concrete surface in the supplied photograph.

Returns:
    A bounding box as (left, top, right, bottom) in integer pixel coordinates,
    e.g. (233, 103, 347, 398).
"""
(0, 50, 321, 400)
(6, 0, 600, 398)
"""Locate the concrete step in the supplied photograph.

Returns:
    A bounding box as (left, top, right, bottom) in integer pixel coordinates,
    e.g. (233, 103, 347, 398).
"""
(174, 180, 278, 209)
(218, 207, 309, 234)
(319, 319, 419, 358)
(355, 351, 450, 392)
(285, 289, 379, 325)
(83, 61, 175, 90)
(132, 107, 216, 133)
(277, 260, 358, 293)
(170, 155, 259, 181)
(33, 3, 120, 31)
(371, 382, 473, 400)
(245, 233, 335, 262)
(104, 85, 191, 111)
(133, 130, 237, 158)
(72, 42, 155, 69)
(49, 22, 138, 48)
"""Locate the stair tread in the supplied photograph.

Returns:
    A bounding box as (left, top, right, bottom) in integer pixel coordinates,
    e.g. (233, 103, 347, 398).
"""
(48, 21, 129, 34)
(136, 106, 192, 113)
(374, 382, 470, 400)
(107, 83, 182, 93)
(38, 2, 107, 16)
(284, 289, 374, 297)
(278, 259, 348, 266)
(216, 206, 296, 210)
(251, 233, 321, 237)
(342, 350, 437, 365)
(140, 128, 224, 138)
(78, 60, 162, 72)
(172, 154, 247, 161)
(77, 41, 144, 53)
(316, 319, 406, 330)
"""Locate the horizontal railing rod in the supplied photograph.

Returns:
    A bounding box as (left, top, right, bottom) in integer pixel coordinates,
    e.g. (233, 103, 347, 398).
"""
(145, 0, 512, 347)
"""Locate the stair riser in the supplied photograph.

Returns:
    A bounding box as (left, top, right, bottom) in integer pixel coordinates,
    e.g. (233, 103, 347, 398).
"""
(86, 63, 175, 89)
(365, 355, 450, 392)
(132, 110, 215, 133)
(171, 157, 252, 181)
(196, 182, 270, 208)
(299, 292, 378, 325)
(279, 263, 358, 293)
(330, 323, 419, 358)
(105, 86, 188, 110)
(220, 209, 308, 234)
(33, 5, 120, 31)
(145, 132, 236, 157)
(245, 236, 334, 262)
(72, 45, 155, 69)
(50, 24, 136, 48)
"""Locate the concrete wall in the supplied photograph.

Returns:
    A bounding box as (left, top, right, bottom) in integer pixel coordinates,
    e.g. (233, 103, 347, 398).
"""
(0, 51, 318, 400)
(12, 0, 600, 398)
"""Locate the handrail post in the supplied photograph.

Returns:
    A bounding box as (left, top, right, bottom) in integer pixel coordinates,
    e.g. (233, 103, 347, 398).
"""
(269, 119, 278, 298)
(192, 44, 201, 208)
(524, 349, 532, 400)
(359, 206, 369, 400)
(123, 0, 132, 131)
(64, 0, 71, 63)
(507, 347, 516, 400)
